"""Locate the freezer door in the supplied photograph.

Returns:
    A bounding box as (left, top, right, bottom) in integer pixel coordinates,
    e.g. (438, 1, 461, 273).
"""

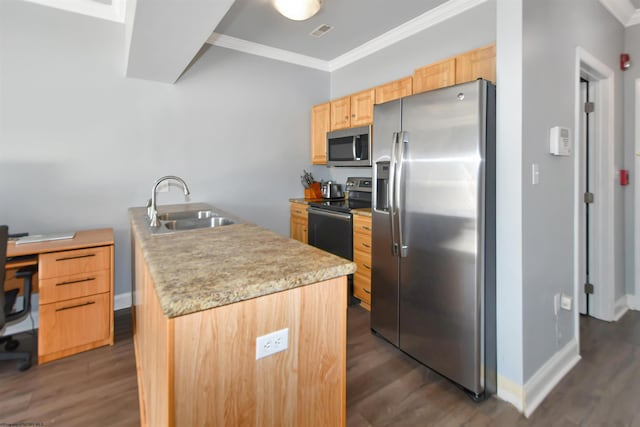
(398, 81, 487, 394)
(371, 100, 401, 345)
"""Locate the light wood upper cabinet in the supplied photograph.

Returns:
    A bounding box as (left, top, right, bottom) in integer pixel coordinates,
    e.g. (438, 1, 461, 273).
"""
(330, 96, 351, 131)
(350, 88, 375, 127)
(311, 102, 330, 165)
(375, 77, 413, 104)
(455, 44, 496, 84)
(412, 57, 456, 95)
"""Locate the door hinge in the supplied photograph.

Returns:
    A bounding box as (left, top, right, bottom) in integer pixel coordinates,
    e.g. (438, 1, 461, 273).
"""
(584, 282, 594, 294)
(584, 192, 594, 204)
(584, 102, 595, 114)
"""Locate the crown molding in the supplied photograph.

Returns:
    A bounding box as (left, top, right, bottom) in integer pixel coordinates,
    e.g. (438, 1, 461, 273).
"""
(599, 0, 640, 27)
(23, 0, 126, 23)
(207, 0, 488, 72)
(328, 0, 488, 71)
(207, 33, 330, 71)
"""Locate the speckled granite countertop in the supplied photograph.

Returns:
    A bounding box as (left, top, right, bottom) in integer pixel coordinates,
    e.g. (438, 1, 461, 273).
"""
(130, 203, 356, 318)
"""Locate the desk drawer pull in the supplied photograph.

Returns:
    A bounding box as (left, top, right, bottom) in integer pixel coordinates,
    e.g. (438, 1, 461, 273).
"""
(56, 253, 96, 262)
(363, 263, 371, 270)
(363, 288, 371, 294)
(56, 301, 96, 312)
(361, 226, 372, 231)
(56, 277, 96, 287)
(361, 243, 371, 248)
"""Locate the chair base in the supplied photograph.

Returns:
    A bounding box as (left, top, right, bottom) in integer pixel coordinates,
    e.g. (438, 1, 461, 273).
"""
(0, 351, 31, 371)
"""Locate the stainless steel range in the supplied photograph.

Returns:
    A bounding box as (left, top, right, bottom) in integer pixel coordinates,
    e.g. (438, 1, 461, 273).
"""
(307, 177, 372, 304)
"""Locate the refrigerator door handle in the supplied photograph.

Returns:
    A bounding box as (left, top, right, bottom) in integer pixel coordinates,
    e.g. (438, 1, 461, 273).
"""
(396, 131, 408, 258)
(389, 132, 399, 256)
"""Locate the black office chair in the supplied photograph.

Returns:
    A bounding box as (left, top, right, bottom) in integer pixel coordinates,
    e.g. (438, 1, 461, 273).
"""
(1, 225, 36, 371)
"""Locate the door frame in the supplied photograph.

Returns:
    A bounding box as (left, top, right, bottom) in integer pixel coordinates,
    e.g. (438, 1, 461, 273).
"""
(635, 79, 640, 310)
(573, 47, 616, 337)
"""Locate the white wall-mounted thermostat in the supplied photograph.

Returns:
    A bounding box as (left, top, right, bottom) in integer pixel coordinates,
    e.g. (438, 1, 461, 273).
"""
(549, 126, 571, 156)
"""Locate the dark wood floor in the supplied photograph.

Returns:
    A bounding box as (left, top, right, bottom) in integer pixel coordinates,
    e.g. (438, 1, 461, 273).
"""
(1, 306, 639, 426)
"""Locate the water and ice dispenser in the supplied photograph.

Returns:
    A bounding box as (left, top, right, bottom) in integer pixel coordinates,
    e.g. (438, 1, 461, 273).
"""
(375, 161, 390, 212)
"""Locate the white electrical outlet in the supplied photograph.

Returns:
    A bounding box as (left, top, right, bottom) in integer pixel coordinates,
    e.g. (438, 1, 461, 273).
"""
(256, 328, 289, 360)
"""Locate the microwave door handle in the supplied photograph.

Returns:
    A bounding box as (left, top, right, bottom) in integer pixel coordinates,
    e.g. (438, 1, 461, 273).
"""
(389, 132, 398, 256)
(396, 131, 408, 258)
(352, 136, 358, 160)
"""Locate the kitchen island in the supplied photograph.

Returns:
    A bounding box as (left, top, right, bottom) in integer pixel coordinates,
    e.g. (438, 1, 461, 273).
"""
(129, 203, 356, 427)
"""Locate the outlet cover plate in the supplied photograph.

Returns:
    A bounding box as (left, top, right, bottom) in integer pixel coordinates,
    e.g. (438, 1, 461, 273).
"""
(256, 328, 289, 360)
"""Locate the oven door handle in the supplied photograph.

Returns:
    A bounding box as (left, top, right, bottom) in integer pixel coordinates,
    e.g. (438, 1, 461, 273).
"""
(307, 207, 352, 221)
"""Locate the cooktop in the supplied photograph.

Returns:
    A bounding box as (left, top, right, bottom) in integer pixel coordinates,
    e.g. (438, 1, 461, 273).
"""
(308, 198, 371, 213)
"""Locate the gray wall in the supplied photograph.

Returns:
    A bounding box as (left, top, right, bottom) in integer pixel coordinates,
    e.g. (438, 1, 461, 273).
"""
(624, 25, 640, 296)
(521, 0, 625, 380)
(0, 0, 329, 298)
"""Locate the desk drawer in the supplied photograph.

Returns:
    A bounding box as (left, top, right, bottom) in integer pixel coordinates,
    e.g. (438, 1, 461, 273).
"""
(39, 246, 110, 279)
(39, 292, 111, 356)
(39, 269, 110, 304)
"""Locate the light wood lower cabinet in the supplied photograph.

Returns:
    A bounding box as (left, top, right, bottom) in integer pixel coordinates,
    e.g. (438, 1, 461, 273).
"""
(37, 244, 114, 364)
(353, 215, 372, 310)
(132, 237, 347, 427)
(290, 202, 308, 244)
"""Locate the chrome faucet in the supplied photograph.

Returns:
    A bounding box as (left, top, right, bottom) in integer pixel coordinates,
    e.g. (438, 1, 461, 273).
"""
(148, 175, 191, 227)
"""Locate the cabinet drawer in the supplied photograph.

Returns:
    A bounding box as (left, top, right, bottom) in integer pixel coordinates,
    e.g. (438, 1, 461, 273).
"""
(39, 246, 110, 279)
(353, 215, 372, 235)
(39, 292, 111, 356)
(39, 269, 110, 305)
(353, 272, 371, 304)
(290, 202, 308, 218)
(354, 249, 371, 275)
(354, 232, 372, 254)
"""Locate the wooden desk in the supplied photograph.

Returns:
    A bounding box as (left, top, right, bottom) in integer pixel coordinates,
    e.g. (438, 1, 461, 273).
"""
(6, 228, 115, 364)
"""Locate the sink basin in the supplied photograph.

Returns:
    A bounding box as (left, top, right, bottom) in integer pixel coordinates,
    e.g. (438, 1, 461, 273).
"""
(157, 210, 218, 221)
(162, 217, 235, 231)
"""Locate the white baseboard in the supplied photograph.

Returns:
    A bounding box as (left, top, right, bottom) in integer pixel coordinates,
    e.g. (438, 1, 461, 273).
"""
(523, 339, 581, 417)
(627, 294, 640, 311)
(497, 375, 524, 413)
(614, 296, 630, 321)
(114, 292, 132, 310)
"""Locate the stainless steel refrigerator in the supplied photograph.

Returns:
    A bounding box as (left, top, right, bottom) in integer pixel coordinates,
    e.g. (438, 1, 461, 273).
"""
(371, 79, 496, 399)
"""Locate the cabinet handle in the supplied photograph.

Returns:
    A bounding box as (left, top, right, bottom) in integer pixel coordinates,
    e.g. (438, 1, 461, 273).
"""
(363, 263, 371, 270)
(362, 226, 371, 231)
(56, 277, 96, 286)
(56, 253, 96, 262)
(363, 288, 371, 294)
(351, 114, 355, 118)
(56, 301, 96, 312)
(362, 243, 371, 248)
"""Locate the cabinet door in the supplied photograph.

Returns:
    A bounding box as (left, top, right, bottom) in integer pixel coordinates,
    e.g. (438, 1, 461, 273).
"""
(375, 77, 413, 104)
(413, 58, 456, 94)
(290, 203, 308, 244)
(311, 102, 331, 165)
(350, 89, 375, 127)
(455, 44, 496, 84)
(330, 96, 351, 130)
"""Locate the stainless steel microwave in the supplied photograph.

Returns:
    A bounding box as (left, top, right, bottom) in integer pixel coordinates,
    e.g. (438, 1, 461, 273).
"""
(326, 125, 372, 167)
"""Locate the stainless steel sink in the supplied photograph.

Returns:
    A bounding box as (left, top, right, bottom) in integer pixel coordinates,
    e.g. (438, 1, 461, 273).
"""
(157, 210, 218, 221)
(163, 217, 235, 231)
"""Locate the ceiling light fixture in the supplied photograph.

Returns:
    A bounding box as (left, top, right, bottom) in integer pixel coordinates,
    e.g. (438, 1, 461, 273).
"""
(274, 0, 321, 21)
